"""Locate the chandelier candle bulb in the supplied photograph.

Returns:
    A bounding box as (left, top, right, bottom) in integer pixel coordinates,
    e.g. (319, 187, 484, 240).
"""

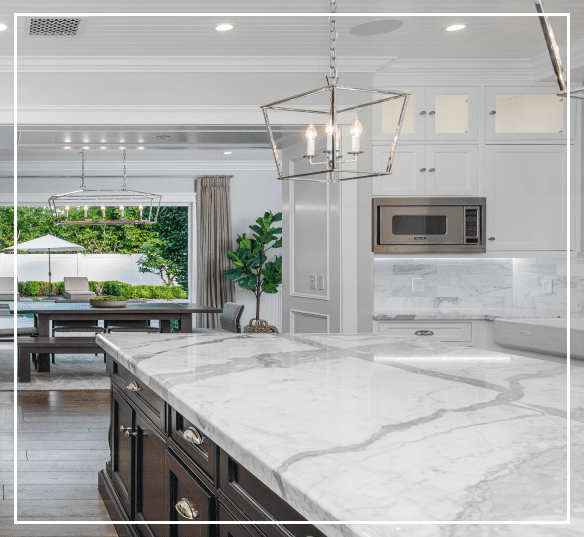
(83, 206, 88, 219)
(350, 118, 363, 153)
(305, 123, 317, 156)
(326, 119, 334, 151)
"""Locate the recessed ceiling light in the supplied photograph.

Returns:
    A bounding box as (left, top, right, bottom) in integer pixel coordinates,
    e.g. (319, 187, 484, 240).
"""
(83, 146, 89, 149)
(223, 151, 232, 155)
(445, 24, 467, 32)
(138, 147, 144, 150)
(100, 146, 106, 149)
(0, 23, 10, 32)
(119, 146, 125, 149)
(350, 19, 403, 36)
(64, 146, 71, 149)
(215, 23, 234, 32)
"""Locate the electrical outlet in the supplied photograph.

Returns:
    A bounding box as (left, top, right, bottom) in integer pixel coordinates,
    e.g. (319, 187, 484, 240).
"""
(412, 278, 424, 292)
(317, 274, 325, 290)
(309, 274, 316, 289)
(542, 279, 553, 294)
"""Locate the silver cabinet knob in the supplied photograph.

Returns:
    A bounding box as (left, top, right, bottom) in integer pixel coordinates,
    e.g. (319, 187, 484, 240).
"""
(181, 427, 205, 446)
(490, 110, 496, 115)
(415, 330, 434, 336)
(488, 237, 495, 241)
(429, 168, 435, 172)
(420, 168, 426, 172)
(429, 111, 435, 115)
(120, 426, 137, 438)
(127, 381, 141, 392)
(420, 110, 426, 115)
(175, 499, 199, 520)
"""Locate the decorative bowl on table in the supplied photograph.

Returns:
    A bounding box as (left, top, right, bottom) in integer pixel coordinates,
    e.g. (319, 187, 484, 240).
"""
(90, 296, 128, 308)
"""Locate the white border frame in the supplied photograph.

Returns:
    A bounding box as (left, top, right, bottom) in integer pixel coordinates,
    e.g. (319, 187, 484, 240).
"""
(12, 10, 571, 529)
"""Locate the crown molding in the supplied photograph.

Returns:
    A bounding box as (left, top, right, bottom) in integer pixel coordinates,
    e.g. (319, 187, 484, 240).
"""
(6, 56, 393, 74)
(532, 39, 584, 82)
(7, 159, 276, 175)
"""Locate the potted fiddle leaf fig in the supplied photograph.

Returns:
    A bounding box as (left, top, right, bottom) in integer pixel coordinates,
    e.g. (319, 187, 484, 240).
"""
(223, 211, 282, 333)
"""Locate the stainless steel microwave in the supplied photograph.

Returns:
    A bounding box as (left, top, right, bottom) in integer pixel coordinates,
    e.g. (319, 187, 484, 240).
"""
(373, 197, 486, 254)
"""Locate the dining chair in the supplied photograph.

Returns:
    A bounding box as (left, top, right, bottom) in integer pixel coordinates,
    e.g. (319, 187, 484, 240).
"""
(192, 302, 244, 334)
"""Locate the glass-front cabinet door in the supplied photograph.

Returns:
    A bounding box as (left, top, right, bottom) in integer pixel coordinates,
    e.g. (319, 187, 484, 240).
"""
(485, 86, 571, 141)
(425, 87, 479, 141)
(375, 86, 479, 141)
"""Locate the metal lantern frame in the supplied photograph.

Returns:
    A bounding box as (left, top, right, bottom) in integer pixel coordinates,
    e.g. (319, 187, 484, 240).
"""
(48, 149, 162, 226)
(260, 0, 410, 183)
(261, 85, 410, 182)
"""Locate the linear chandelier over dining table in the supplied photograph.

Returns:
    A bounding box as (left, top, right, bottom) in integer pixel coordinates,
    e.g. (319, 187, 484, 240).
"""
(260, 0, 410, 183)
(48, 149, 162, 226)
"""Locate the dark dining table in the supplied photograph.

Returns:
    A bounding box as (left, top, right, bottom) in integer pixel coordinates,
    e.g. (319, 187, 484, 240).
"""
(10, 301, 223, 336)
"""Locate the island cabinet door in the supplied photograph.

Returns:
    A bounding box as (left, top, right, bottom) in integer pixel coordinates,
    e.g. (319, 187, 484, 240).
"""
(135, 412, 169, 537)
(166, 449, 215, 537)
(112, 387, 136, 519)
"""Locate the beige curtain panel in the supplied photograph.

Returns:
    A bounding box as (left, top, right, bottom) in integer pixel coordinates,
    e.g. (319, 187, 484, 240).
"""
(195, 175, 236, 328)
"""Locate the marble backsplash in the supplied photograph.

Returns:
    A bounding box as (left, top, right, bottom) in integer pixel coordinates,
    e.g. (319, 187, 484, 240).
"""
(374, 257, 582, 314)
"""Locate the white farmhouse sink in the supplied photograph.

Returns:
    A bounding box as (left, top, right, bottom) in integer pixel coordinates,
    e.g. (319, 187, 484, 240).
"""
(494, 317, 584, 359)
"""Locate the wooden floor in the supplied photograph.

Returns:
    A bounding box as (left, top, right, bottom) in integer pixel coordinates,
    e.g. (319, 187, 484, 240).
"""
(0, 390, 118, 536)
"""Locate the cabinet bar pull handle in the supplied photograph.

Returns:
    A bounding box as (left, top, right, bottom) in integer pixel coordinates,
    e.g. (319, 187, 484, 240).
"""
(175, 498, 199, 520)
(420, 110, 426, 115)
(429, 111, 435, 115)
(181, 427, 205, 446)
(429, 168, 435, 172)
(127, 381, 141, 392)
(488, 237, 495, 241)
(415, 330, 434, 336)
(490, 110, 496, 115)
(420, 168, 426, 172)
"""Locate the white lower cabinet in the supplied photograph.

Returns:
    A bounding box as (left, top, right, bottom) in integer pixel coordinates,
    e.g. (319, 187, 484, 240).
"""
(373, 320, 473, 343)
(373, 144, 479, 196)
(485, 144, 569, 251)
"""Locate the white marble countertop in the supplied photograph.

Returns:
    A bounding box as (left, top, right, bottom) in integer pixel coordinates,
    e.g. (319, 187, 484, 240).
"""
(96, 332, 582, 537)
(373, 308, 569, 321)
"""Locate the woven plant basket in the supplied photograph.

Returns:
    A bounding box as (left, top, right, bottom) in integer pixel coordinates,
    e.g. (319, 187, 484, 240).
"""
(243, 319, 279, 334)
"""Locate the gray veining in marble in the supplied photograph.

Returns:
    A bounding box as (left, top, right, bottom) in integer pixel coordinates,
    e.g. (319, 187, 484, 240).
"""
(96, 332, 580, 537)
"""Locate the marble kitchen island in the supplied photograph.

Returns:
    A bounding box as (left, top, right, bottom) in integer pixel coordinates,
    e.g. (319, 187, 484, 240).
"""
(95, 332, 581, 537)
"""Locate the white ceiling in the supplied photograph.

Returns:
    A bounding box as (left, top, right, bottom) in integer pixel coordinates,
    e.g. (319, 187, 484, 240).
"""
(0, 1, 581, 61)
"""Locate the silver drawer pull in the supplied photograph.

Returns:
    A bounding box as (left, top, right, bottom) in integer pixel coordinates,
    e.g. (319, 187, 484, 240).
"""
(181, 427, 205, 446)
(120, 426, 137, 438)
(175, 498, 199, 520)
(415, 330, 434, 336)
(127, 381, 141, 392)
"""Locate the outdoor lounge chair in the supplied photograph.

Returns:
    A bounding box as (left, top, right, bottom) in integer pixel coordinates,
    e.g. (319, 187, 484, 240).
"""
(192, 302, 245, 334)
(0, 277, 17, 301)
(62, 277, 96, 301)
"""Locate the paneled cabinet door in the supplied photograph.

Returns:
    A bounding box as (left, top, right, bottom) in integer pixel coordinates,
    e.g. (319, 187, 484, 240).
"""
(112, 387, 135, 520)
(485, 145, 568, 251)
(372, 145, 425, 196)
(425, 145, 479, 196)
(485, 86, 572, 141)
(376, 87, 426, 141)
(135, 412, 168, 537)
(425, 87, 479, 141)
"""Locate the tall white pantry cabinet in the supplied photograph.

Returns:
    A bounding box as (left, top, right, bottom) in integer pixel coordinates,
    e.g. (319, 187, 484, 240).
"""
(372, 84, 579, 254)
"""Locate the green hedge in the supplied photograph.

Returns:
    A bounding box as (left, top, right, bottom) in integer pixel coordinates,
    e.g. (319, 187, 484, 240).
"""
(20, 280, 187, 300)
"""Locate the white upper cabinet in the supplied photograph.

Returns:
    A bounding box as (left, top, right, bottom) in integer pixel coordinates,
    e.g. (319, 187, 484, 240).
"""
(485, 145, 568, 251)
(375, 86, 479, 141)
(485, 86, 573, 141)
(373, 145, 479, 197)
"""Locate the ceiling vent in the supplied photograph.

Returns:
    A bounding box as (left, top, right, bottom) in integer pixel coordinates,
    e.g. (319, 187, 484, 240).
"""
(25, 17, 87, 37)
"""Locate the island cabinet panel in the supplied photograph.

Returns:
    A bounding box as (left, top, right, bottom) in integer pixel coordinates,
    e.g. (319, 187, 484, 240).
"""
(170, 409, 217, 488)
(135, 412, 168, 537)
(112, 386, 136, 520)
(166, 449, 215, 536)
(111, 359, 167, 432)
(101, 356, 328, 537)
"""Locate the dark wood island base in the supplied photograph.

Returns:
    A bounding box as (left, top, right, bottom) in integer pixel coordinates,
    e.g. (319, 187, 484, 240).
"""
(99, 354, 327, 537)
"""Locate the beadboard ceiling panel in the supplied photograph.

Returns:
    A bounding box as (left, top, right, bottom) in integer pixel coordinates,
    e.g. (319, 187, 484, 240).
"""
(0, 1, 581, 62)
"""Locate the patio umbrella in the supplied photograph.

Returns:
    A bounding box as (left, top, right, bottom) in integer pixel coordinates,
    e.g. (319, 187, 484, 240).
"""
(6, 234, 86, 298)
